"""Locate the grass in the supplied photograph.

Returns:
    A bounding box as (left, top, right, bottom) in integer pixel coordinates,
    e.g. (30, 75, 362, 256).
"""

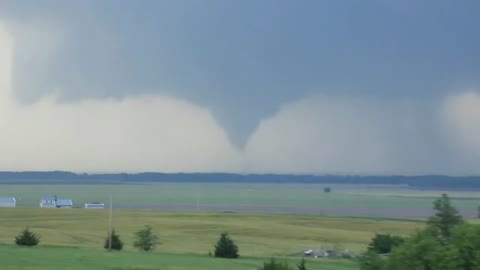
(0, 208, 423, 255)
(0, 245, 359, 270)
(0, 208, 409, 270)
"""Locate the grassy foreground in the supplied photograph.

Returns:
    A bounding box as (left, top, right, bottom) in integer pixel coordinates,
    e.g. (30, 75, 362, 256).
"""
(0, 245, 358, 270)
(0, 208, 423, 255)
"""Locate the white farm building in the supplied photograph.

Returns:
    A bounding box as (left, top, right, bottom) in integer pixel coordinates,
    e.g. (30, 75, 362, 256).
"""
(0, 197, 16, 207)
(40, 196, 73, 208)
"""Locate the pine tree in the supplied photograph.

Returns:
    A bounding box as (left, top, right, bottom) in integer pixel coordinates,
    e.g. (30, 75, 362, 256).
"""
(104, 229, 123, 251)
(427, 194, 463, 241)
(15, 227, 40, 246)
(214, 232, 239, 258)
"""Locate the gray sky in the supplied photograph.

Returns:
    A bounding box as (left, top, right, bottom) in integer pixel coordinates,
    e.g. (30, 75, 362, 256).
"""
(0, 1, 479, 174)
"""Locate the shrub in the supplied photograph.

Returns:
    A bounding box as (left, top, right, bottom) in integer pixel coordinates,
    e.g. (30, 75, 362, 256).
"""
(368, 234, 405, 254)
(259, 258, 293, 270)
(133, 225, 159, 251)
(214, 232, 239, 258)
(323, 187, 331, 193)
(104, 229, 123, 251)
(15, 227, 40, 246)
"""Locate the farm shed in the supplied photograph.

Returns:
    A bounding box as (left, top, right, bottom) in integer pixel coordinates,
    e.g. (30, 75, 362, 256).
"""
(0, 197, 16, 207)
(84, 203, 105, 209)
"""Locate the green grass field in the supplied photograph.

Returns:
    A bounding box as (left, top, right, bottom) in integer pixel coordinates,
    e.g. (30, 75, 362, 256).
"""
(0, 245, 358, 270)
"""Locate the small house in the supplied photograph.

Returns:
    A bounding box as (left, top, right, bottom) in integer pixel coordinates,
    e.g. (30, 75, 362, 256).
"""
(40, 195, 57, 208)
(0, 197, 16, 207)
(84, 203, 105, 209)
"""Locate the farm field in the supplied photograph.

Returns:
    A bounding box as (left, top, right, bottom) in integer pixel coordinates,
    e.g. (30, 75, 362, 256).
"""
(1, 183, 480, 218)
(0, 208, 423, 255)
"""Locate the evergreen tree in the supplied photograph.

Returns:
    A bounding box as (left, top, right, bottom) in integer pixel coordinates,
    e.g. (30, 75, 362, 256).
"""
(104, 229, 123, 251)
(15, 227, 40, 246)
(133, 225, 159, 251)
(214, 232, 239, 258)
(427, 194, 463, 241)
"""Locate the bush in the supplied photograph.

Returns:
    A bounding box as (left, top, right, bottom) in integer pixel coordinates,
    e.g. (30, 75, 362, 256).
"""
(104, 229, 123, 251)
(368, 234, 405, 254)
(214, 232, 239, 258)
(15, 227, 40, 246)
(133, 225, 159, 251)
(323, 187, 331, 193)
(297, 257, 307, 270)
(259, 258, 293, 270)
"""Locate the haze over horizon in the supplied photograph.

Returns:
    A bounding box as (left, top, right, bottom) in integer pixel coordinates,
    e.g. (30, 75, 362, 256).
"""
(0, 1, 480, 175)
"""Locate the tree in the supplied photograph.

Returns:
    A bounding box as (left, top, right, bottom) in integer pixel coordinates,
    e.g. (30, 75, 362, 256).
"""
(360, 195, 479, 270)
(15, 227, 40, 246)
(450, 224, 480, 270)
(214, 232, 239, 258)
(104, 229, 123, 251)
(259, 258, 293, 270)
(368, 234, 405, 254)
(297, 257, 307, 270)
(133, 225, 159, 251)
(323, 187, 331, 193)
(383, 229, 461, 270)
(427, 194, 463, 241)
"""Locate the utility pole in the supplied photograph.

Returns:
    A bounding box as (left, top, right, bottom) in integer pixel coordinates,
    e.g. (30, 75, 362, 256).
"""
(108, 194, 113, 252)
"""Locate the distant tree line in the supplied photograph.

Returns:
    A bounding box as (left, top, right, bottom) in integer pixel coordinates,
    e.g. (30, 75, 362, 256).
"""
(2, 171, 480, 189)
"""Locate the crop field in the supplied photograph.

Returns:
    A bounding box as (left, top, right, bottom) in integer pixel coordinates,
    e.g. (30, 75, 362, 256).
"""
(1, 183, 480, 218)
(0, 208, 425, 270)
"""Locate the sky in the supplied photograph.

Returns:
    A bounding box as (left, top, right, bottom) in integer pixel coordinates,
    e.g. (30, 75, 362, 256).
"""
(0, 0, 479, 175)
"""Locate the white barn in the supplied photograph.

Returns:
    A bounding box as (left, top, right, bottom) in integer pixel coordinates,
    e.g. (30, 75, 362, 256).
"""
(0, 197, 16, 207)
(40, 196, 73, 208)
